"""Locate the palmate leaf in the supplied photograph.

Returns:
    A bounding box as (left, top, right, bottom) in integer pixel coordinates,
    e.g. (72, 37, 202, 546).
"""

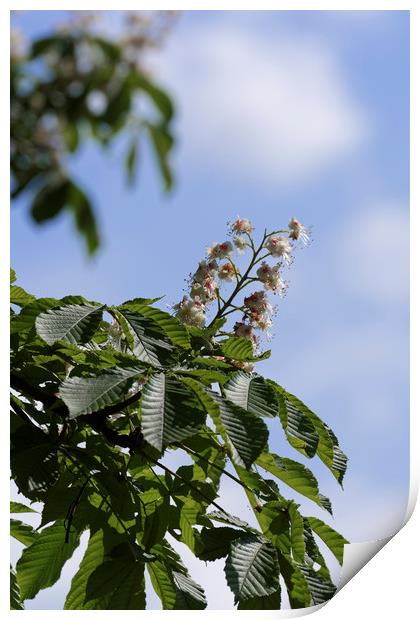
(282, 389, 347, 484)
(16, 520, 80, 601)
(118, 308, 174, 367)
(303, 523, 331, 580)
(148, 541, 207, 610)
(10, 295, 89, 337)
(10, 565, 24, 610)
(269, 382, 319, 457)
(298, 564, 336, 605)
(305, 517, 348, 565)
(224, 534, 279, 603)
(256, 452, 332, 513)
(277, 554, 312, 609)
(209, 392, 269, 469)
(288, 503, 305, 563)
(120, 302, 190, 349)
(65, 530, 111, 610)
(140, 373, 206, 452)
(59, 366, 142, 418)
(224, 372, 278, 418)
(258, 501, 291, 555)
(36, 303, 104, 345)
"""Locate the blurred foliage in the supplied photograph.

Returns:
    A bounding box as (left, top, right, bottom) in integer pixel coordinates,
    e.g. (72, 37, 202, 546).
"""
(10, 12, 177, 254)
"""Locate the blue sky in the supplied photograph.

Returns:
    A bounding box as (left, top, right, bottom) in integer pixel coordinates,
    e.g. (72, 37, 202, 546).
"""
(11, 10, 410, 610)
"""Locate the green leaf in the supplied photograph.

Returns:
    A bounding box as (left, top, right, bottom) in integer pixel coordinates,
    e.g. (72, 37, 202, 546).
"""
(210, 392, 269, 469)
(178, 500, 202, 553)
(86, 559, 146, 609)
(206, 511, 253, 531)
(66, 181, 100, 255)
(179, 368, 229, 386)
(225, 534, 279, 603)
(10, 268, 16, 284)
(277, 554, 312, 608)
(298, 564, 336, 605)
(146, 123, 174, 191)
(303, 523, 331, 580)
(268, 382, 319, 458)
(237, 588, 281, 609)
(225, 372, 278, 418)
(10, 285, 36, 307)
(256, 452, 331, 513)
(10, 297, 60, 335)
(11, 519, 38, 546)
(16, 520, 80, 600)
(196, 527, 242, 562)
(305, 517, 348, 565)
(258, 502, 290, 555)
(10, 566, 24, 610)
(221, 337, 254, 361)
(147, 560, 177, 609)
(172, 571, 207, 609)
(283, 390, 347, 484)
(121, 303, 190, 349)
(126, 139, 139, 185)
(288, 503, 305, 563)
(148, 542, 207, 609)
(36, 303, 104, 345)
(118, 309, 174, 366)
(136, 74, 174, 123)
(59, 366, 142, 418)
(31, 179, 69, 223)
(191, 356, 233, 370)
(64, 530, 111, 610)
(11, 424, 59, 497)
(10, 501, 37, 514)
(140, 373, 206, 451)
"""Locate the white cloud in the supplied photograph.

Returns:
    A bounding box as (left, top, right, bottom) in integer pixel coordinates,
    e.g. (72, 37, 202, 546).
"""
(334, 204, 409, 305)
(271, 319, 407, 403)
(157, 20, 368, 185)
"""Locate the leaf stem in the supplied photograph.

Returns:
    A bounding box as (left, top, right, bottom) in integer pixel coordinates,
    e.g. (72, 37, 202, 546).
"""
(179, 443, 255, 494)
(207, 232, 267, 329)
(147, 454, 229, 515)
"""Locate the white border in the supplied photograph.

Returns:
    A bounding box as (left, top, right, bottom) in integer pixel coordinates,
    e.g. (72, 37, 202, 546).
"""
(2, 1, 417, 618)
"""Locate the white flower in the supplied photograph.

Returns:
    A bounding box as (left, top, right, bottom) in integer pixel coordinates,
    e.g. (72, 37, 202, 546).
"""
(244, 290, 272, 315)
(253, 315, 273, 331)
(288, 218, 310, 244)
(192, 260, 218, 283)
(264, 236, 292, 262)
(218, 262, 238, 281)
(173, 296, 206, 327)
(231, 217, 254, 234)
(233, 235, 247, 253)
(191, 276, 218, 303)
(256, 262, 285, 294)
(231, 360, 255, 373)
(233, 321, 254, 340)
(207, 241, 234, 260)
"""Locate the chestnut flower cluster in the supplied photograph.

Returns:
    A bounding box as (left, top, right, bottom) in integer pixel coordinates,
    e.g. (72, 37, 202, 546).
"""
(173, 216, 310, 363)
